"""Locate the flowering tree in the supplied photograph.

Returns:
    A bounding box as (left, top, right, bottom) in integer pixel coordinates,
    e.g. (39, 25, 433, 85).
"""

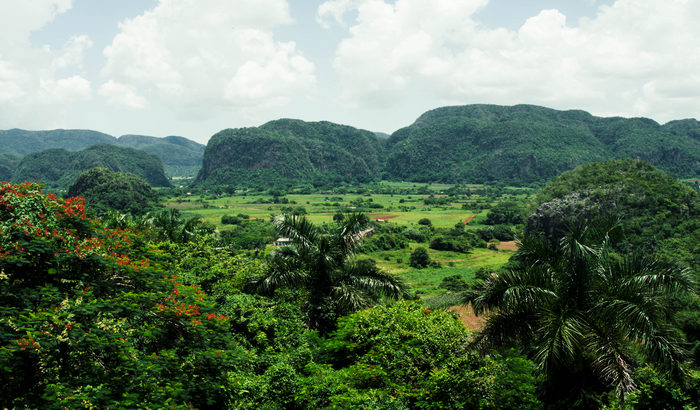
(0, 182, 243, 408)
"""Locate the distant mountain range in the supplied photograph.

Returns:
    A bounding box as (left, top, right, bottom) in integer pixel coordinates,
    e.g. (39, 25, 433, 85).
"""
(12, 144, 170, 189)
(0, 129, 205, 178)
(195, 104, 699, 187)
(3, 104, 699, 189)
(383, 104, 699, 185)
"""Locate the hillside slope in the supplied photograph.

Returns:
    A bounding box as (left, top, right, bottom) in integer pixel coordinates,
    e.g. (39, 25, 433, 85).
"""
(12, 144, 171, 189)
(0, 129, 114, 155)
(195, 119, 385, 187)
(0, 129, 204, 178)
(384, 104, 699, 184)
(0, 154, 21, 182)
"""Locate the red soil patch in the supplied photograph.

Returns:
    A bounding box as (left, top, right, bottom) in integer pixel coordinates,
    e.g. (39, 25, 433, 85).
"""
(448, 304, 485, 331)
(464, 214, 476, 225)
(490, 240, 518, 251)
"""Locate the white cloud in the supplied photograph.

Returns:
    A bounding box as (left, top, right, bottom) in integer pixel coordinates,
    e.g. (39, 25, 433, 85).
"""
(98, 80, 149, 109)
(51, 35, 93, 71)
(101, 0, 315, 117)
(321, 0, 700, 122)
(0, 1, 93, 129)
(0, 0, 72, 44)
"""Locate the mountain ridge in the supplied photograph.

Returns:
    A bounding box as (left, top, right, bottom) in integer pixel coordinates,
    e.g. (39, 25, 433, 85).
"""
(195, 104, 699, 187)
(0, 128, 205, 178)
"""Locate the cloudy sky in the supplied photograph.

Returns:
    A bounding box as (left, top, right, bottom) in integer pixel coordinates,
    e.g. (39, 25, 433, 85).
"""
(1, 0, 698, 143)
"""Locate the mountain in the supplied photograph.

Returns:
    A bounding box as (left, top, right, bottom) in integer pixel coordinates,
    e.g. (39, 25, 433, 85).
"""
(0, 129, 205, 178)
(12, 144, 171, 189)
(383, 104, 699, 185)
(195, 119, 385, 187)
(0, 129, 115, 155)
(0, 154, 21, 182)
(116, 134, 205, 178)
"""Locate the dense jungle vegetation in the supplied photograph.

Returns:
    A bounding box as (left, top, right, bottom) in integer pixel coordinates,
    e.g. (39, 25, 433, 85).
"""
(1, 156, 698, 408)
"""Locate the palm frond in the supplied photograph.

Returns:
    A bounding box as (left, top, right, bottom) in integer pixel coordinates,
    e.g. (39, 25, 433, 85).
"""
(638, 324, 688, 372)
(590, 298, 659, 341)
(247, 249, 310, 294)
(513, 233, 560, 267)
(473, 309, 537, 351)
(470, 265, 555, 315)
(274, 214, 319, 253)
(334, 212, 372, 257)
(247, 266, 310, 295)
(338, 264, 408, 300)
(330, 283, 373, 315)
(586, 329, 637, 398)
(533, 311, 588, 374)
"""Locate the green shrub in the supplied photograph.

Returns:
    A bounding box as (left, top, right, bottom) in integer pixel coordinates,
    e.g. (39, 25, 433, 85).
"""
(409, 247, 430, 269)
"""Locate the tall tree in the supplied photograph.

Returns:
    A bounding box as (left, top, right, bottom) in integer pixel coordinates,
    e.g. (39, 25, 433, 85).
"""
(249, 213, 407, 334)
(466, 221, 694, 404)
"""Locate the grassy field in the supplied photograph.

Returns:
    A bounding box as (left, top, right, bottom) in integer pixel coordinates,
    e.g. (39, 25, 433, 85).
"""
(163, 184, 527, 300)
(365, 247, 513, 297)
(163, 185, 530, 229)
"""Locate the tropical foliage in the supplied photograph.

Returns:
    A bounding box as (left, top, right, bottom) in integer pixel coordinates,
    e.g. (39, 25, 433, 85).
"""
(467, 221, 694, 405)
(304, 301, 542, 409)
(0, 182, 237, 407)
(248, 213, 407, 334)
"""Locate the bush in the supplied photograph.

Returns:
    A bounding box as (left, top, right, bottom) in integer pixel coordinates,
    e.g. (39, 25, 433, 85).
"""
(440, 275, 469, 292)
(485, 201, 526, 225)
(306, 302, 541, 409)
(418, 218, 432, 226)
(360, 233, 407, 252)
(429, 236, 473, 253)
(404, 227, 428, 242)
(409, 247, 430, 269)
(222, 214, 241, 225)
(475, 225, 515, 241)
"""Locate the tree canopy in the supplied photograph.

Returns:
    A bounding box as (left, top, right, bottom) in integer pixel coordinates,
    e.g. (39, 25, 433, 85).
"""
(68, 167, 161, 216)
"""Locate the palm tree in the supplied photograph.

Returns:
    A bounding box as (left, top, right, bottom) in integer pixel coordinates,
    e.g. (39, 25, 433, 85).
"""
(466, 222, 693, 403)
(249, 213, 407, 334)
(144, 208, 214, 243)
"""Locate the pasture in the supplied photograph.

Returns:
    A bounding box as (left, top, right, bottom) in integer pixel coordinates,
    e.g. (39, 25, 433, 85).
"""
(163, 183, 529, 301)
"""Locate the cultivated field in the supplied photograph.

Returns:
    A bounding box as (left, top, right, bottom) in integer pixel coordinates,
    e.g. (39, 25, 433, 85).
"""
(163, 183, 531, 303)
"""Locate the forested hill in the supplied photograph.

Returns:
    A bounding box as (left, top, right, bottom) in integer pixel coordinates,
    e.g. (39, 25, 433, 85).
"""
(0, 154, 21, 182)
(12, 144, 170, 189)
(0, 129, 114, 155)
(0, 128, 204, 177)
(384, 104, 700, 184)
(195, 119, 385, 187)
(194, 105, 698, 188)
(116, 134, 205, 177)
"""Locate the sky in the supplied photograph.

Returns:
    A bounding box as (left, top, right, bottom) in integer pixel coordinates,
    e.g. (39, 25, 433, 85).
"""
(1, 0, 699, 144)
